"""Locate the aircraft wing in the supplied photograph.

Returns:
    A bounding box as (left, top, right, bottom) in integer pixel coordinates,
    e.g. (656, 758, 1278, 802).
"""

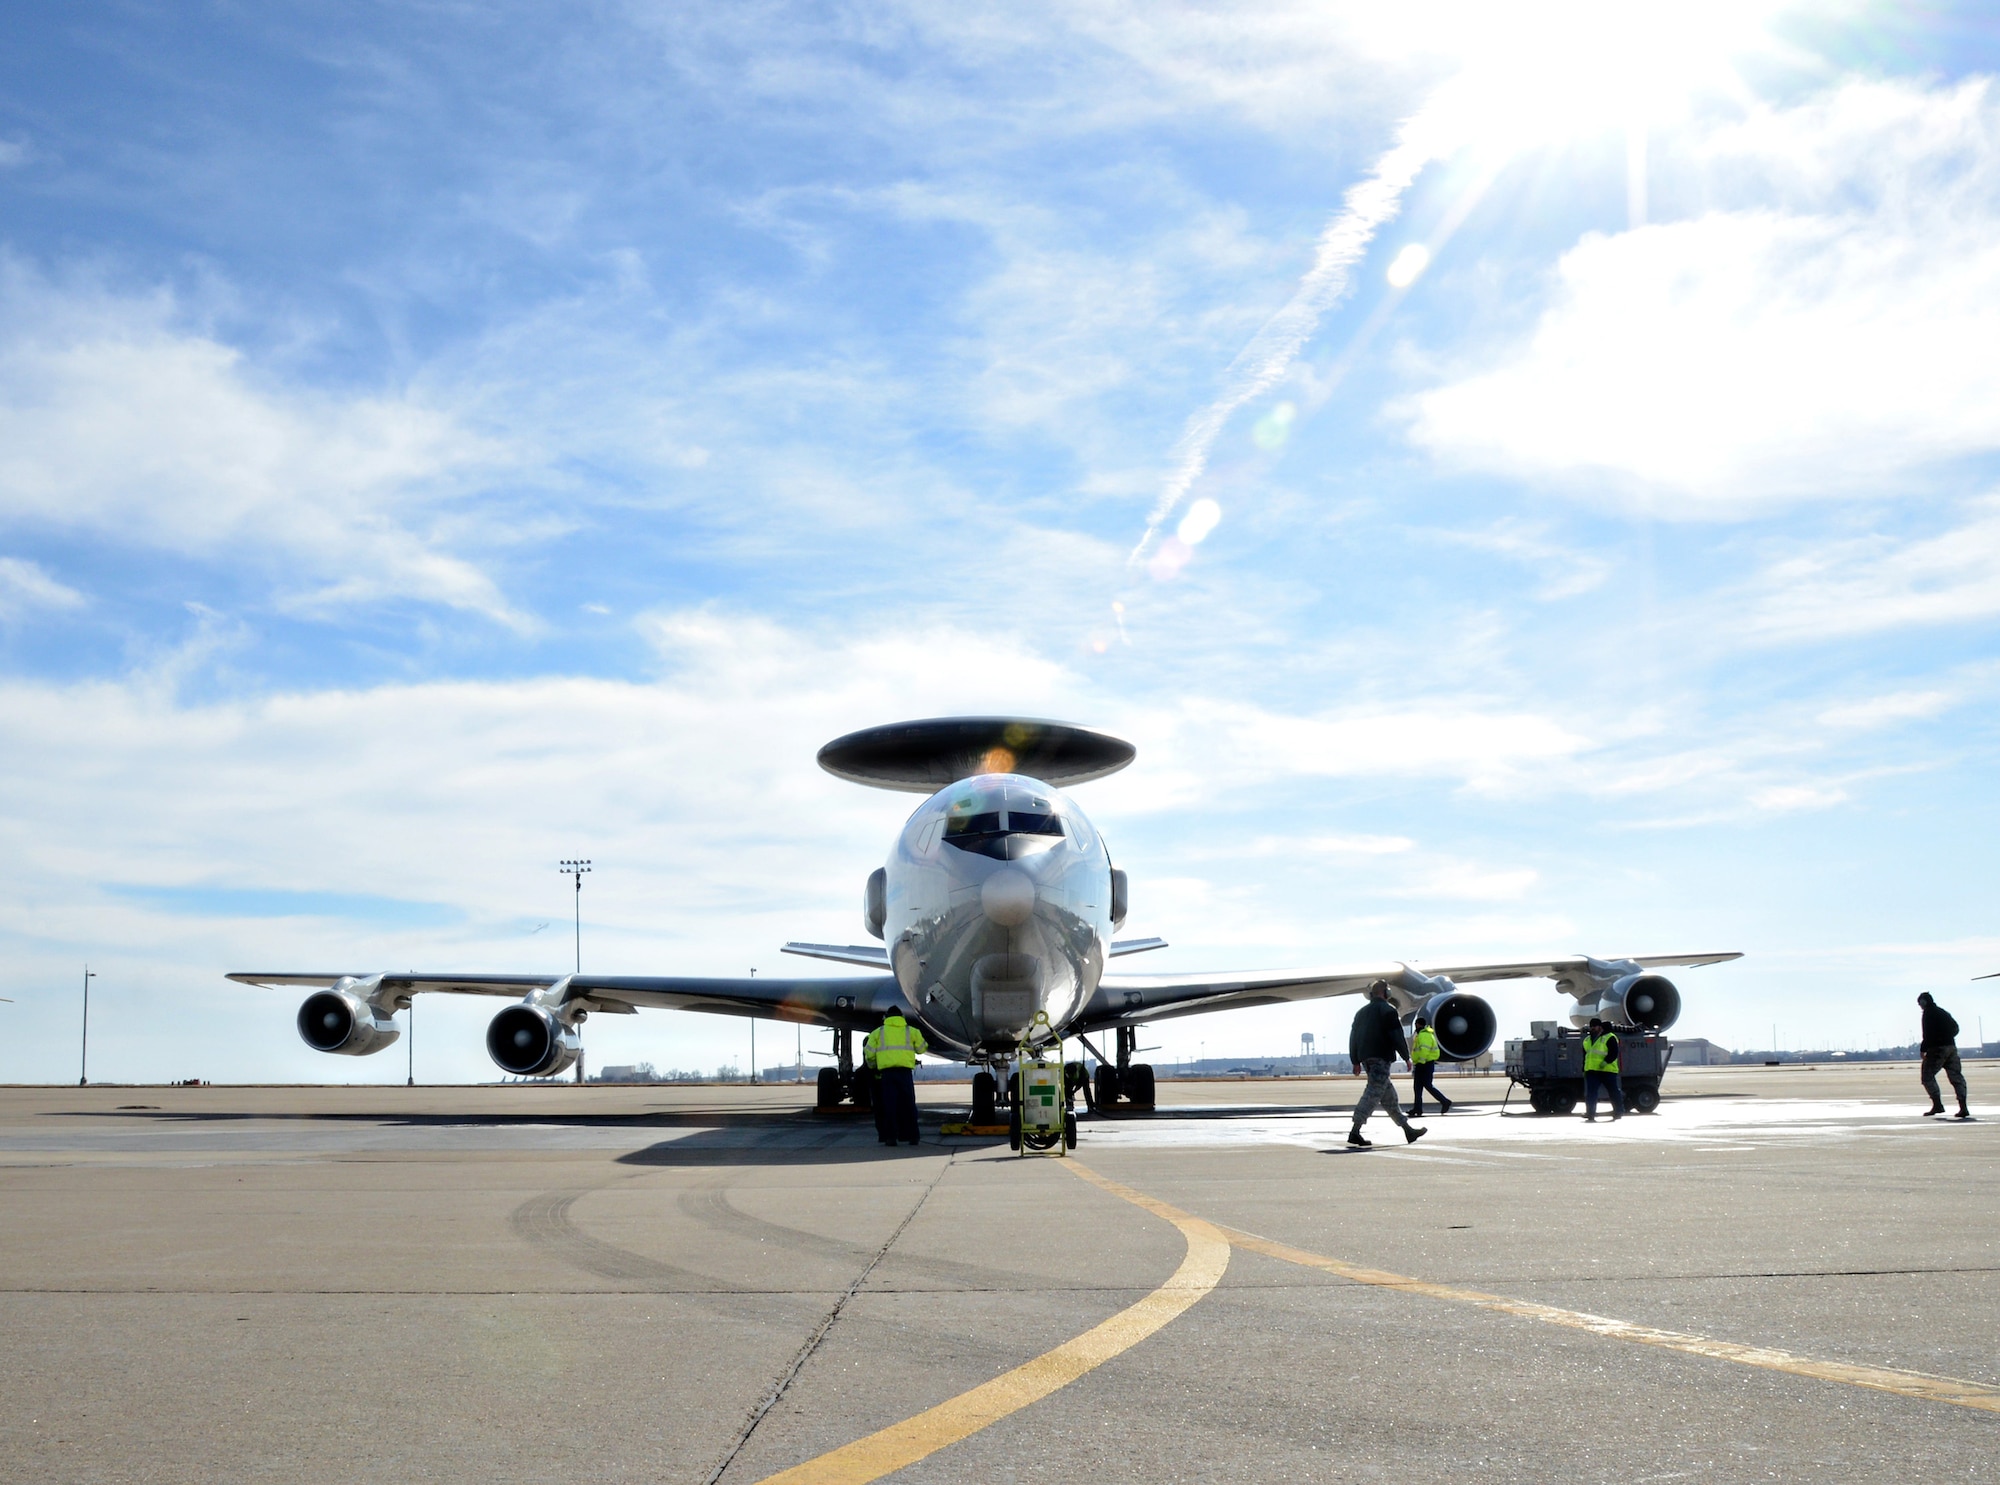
(1073, 951, 1743, 1031)
(226, 970, 900, 1031)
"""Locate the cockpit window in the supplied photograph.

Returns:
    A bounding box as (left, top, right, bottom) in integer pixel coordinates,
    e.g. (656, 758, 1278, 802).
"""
(1007, 812, 1063, 836)
(944, 811, 1005, 838)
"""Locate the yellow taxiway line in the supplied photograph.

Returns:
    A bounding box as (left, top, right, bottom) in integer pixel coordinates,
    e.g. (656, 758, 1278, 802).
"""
(755, 1158, 2000, 1482)
(751, 1162, 1229, 1485)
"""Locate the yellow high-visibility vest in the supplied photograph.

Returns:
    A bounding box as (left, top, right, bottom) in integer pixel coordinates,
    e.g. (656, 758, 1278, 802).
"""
(1412, 1028, 1441, 1065)
(870, 1016, 927, 1070)
(1583, 1032, 1620, 1074)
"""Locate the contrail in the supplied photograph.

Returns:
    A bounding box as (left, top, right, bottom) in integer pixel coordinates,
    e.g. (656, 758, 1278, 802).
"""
(1130, 101, 1457, 562)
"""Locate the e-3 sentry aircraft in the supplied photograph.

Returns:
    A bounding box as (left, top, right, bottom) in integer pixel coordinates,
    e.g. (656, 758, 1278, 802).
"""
(230, 718, 1741, 1122)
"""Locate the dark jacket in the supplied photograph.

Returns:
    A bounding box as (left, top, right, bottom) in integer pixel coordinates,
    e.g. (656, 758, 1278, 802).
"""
(1921, 1002, 1960, 1051)
(1349, 997, 1410, 1065)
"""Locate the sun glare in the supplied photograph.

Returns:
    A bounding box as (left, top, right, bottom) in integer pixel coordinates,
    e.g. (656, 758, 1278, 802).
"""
(1412, 0, 1795, 154)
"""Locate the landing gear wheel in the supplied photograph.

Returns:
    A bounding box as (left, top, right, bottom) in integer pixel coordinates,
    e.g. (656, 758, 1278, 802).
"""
(1125, 1064, 1156, 1109)
(1064, 1112, 1078, 1150)
(1628, 1081, 1661, 1114)
(816, 1067, 841, 1110)
(1094, 1064, 1121, 1110)
(971, 1070, 997, 1125)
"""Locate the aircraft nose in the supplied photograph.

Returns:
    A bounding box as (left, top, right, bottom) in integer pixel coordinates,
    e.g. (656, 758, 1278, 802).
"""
(980, 867, 1036, 927)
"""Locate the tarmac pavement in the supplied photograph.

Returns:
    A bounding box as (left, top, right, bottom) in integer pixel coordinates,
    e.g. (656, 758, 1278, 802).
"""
(1, 1063, 1993, 1483)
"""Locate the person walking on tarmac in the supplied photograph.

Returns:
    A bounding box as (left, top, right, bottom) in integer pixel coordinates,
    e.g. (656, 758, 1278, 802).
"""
(1346, 983, 1426, 1148)
(1917, 992, 1973, 1120)
(1408, 1015, 1453, 1116)
(866, 1007, 928, 1146)
(1582, 1017, 1624, 1122)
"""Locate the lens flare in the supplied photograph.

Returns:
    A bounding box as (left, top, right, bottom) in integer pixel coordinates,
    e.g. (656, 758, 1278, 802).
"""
(1252, 401, 1297, 451)
(1177, 498, 1222, 545)
(1386, 244, 1431, 288)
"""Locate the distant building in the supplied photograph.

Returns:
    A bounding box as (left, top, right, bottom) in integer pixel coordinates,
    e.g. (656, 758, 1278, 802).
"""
(1670, 1038, 1732, 1066)
(592, 1063, 658, 1083)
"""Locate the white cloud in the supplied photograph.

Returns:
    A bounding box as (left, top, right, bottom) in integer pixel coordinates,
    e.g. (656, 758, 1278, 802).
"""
(1749, 498, 2000, 641)
(1816, 689, 1955, 730)
(0, 139, 28, 169)
(0, 556, 84, 619)
(1749, 783, 1847, 812)
(0, 264, 528, 625)
(1406, 79, 2000, 509)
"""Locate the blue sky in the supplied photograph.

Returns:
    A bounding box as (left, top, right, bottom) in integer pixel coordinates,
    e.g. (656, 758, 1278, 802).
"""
(5, 1, 2000, 1083)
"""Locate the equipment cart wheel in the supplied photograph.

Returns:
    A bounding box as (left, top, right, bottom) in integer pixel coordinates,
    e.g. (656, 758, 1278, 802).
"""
(1551, 1089, 1579, 1116)
(1008, 1100, 1022, 1152)
(851, 1067, 874, 1110)
(1064, 1112, 1078, 1150)
(816, 1067, 841, 1110)
(971, 1070, 997, 1124)
(1627, 1079, 1661, 1114)
(1126, 1064, 1156, 1109)
(1528, 1088, 1553, 1114)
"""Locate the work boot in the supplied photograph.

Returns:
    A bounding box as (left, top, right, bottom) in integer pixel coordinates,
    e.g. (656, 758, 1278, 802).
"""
(1439, 1100, 1454, 1114)
(1404, 1125, 1427, 1144)
(1346, 1129, 1372, 1148)
(1956, 1109, 1975, 1120)
(1923, 1105, 1946, 1117)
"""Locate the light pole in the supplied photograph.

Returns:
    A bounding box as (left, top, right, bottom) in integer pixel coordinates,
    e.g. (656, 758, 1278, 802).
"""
(78, 966, 97, 1086)
(749, 968, 757, 1084)
(559, 860, 591, 1084)
(406, 998, 415, 1087)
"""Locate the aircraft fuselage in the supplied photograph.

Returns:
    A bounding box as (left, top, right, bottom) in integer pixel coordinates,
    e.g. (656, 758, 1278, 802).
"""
(883, 773, 1111, 1060)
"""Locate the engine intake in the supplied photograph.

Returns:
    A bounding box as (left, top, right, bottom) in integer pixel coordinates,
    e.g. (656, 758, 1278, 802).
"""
(1597, 974, 1681, 1031)
(1420, 990, 1497, 1061)
(486, 1004, 581, 1078)
(297, 988, 400, 1056)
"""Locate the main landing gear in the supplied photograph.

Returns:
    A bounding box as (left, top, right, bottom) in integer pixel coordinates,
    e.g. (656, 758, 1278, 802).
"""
(814, 1030, 874, 1112)
(1091, 1026, 1157, 1114)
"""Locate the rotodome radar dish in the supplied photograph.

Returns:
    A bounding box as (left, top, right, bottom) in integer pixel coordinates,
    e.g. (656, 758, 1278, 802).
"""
(815, 717, 1136, 793)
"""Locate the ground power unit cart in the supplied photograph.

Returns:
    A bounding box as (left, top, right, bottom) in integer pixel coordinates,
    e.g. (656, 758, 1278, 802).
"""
(1504, 1025, 1672, 1114)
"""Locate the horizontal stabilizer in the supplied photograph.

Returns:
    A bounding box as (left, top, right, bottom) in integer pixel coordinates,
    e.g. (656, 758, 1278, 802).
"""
(782, 941, 890, 967)
(1109, 937, 1167, 957)
(817, 717, 1135, 793)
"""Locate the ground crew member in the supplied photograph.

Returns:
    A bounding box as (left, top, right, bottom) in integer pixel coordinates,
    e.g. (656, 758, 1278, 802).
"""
(1582, 1017, 1624, 1122)
(860, 1026, 891, 1145)
(866, 1007, 928, 1146)
(1346, 983, 1425, 1148)
(1408, 1014, 1453, 1116)
(1917, 992, 1973, 1120)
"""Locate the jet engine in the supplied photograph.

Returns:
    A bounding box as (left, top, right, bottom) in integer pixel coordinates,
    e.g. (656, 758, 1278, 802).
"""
(1590, 973, 1681, 1031)
(297, 987, 400, 1056)
(486, 1003, 581, 1078)
(1420, 989, 1498, 1061)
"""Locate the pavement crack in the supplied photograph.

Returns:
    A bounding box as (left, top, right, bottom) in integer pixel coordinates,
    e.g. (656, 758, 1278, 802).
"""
(704, 1154, 955, 1485)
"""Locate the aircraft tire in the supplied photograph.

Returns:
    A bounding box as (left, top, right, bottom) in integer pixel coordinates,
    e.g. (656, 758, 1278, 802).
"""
(816, 1067, 841, 1109)
(972, 1070, 997, 1124)
(1126, 1064, 1156, 1108)
(1093, 1064, 1121, 1109)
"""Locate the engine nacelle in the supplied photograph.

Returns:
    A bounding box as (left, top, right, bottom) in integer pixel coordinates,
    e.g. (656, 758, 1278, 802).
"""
(1594, 973, 1681, 1031)
(864, 867, 887, 940)
(1420, 990, 1497, 1061)
(486, 1003, 581, 1078)
(297, 987, 400, 1056)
